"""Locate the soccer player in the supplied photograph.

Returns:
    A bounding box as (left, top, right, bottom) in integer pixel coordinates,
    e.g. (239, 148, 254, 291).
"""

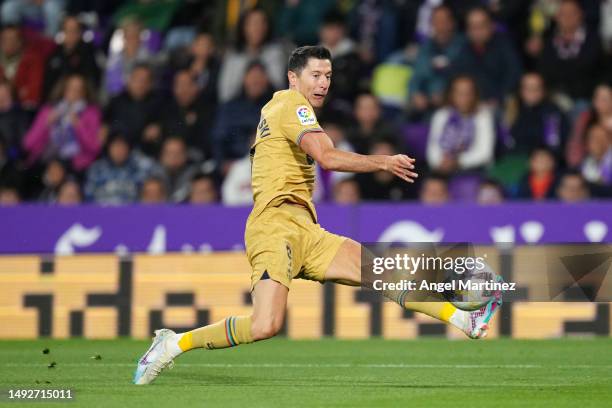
(133, 46, 502, 384)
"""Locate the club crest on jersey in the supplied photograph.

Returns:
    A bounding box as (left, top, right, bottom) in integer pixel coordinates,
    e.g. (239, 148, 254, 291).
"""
(296, 105, 316, 126)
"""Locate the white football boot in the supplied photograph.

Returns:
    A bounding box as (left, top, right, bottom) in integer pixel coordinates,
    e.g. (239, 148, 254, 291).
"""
(133, 329, 178, 384)
(463, 285, 503, 339)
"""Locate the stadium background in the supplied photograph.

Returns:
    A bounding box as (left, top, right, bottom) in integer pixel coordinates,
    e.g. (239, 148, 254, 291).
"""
(1, 0, 612, 341)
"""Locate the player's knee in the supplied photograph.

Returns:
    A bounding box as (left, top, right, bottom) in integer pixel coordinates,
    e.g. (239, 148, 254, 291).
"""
(251, 316, 283, 340)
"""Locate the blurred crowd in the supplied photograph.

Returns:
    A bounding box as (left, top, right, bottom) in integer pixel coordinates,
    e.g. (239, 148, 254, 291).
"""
(1, 0, 612, 207)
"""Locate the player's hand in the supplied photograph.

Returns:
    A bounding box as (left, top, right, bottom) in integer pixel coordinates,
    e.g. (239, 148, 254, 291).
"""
(385, 154, 418, 183)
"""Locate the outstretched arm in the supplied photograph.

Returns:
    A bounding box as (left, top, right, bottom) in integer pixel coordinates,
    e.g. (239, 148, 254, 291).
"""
(299, 131, 418, 183)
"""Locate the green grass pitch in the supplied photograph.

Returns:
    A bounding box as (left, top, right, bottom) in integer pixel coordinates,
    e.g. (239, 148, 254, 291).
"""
(1, 338, 611, 407)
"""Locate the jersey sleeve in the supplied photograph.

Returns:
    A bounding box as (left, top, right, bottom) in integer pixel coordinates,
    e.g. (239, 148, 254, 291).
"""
(280, 95, 324, 145)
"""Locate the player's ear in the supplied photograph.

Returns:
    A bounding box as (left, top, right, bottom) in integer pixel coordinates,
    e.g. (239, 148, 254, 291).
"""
(287, 70, 298, 87)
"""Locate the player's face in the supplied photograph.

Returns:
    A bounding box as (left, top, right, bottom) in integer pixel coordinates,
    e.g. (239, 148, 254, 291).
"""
(292, 58, 332, 108)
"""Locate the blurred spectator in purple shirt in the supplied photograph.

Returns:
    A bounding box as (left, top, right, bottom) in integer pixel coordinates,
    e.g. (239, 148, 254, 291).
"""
(104, 17, 152, 97)
(581, 124, 612, 188)
(427, 75, 496, 175)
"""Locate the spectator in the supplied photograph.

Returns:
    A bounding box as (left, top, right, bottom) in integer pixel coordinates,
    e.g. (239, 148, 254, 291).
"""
(213, 62, 273, 169)
(581, 124, 612, 187)
(602, 0, 612, 52)
(348, 0, 400, 64)
(140, 176, 167, 204)
(537, 0, 603, 107)
(84, 133, 157, 205)
(35, 158, 67, 202)
(160, 70, 215, 161)
(56, 179, 82, 205)
(0, 25, 45, 109)
(510, 72, 569, 158)
(410, 5, 465, 114)
(0, 137, 22, 193)
(171, 31, 220, 104)
(0, 80, 29, 157)
(419, 173, 449, 205)
(566, 84, 612, 167)
(112, 0, 182, 33)
(556, 170, 590, 202)
(104, 64, 163, 156)
(426, 75, 496, 175)
(333, 177, 360, 204)
(0, 184, 20, 205)
(221, 153, 253, 207)
(104, 17, 152, 97)
(477, 179, 505, 205)
(43, 16, 101, 100)
(347, 93, 397, 155)
(276, 0, 336, 47)
(318, 10, 363, 113)
(189, 173, 219, 204)
(453, 7, 521, 104)
(157, 137, 198, 203)
(355, 139, 417, 201)
(1, 0, 64, 37)
(317, 121, 354, 199)
(218, 7, 286, 102)
(23, 73, 102, 172)
(516, 148, 558, 200)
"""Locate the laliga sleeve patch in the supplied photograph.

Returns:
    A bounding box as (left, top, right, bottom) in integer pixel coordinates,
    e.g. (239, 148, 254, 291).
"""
(296, 105, 317, 126)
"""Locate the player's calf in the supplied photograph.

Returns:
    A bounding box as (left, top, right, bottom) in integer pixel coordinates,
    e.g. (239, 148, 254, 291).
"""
(251, 314, 284, 340)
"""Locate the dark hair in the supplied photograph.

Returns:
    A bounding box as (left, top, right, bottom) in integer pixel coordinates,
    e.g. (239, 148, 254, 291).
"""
(163, 135, 187, 148)
(191, 171, 216, 185)
(1, 24, 21, 34)
(48, 73, 97, 104)
(424, 172, 449, 185)
(105, 132, 131, 156)
(130, 62, 153, 77)
(529, 146, 556, 158)
(288, 46, 332, 75)
(480, 178, 505, 196)
(235, 7, 271, 51)
(560, 0, 582, 11)
(322, 9, 346, 27)
(466, 6, 493, 22)
(445, 74, 480, 113)
(142, 176, 167, 193)
(245, 60, 268, 76)
(432, 4, 454, 19)
(61, 15, 83, 32)
(558, 170, 587, 190)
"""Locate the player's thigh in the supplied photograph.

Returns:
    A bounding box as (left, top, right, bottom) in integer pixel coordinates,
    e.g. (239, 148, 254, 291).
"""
(251, 279, 288, 339)
(323, 238, 363, 286)
(245, 209, 303, 290)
